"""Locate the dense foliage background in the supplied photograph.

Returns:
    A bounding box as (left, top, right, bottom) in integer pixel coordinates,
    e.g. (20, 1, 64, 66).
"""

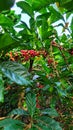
(0, 0, 73, 130)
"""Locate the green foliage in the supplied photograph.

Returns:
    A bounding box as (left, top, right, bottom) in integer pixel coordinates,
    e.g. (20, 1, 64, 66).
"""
(0, 14, 13, 27)
(41, 108, 59, 117)
(59, 0, 73, 11)
(0, 61, 31, 86)
(0, 0, 15, 12)
(26, 93, 36, 117)
(36, 116, 62, 130)
(0, 74, 4, 102)
(0, 33, 15, 50)
(0, 0, 73, 130)
(24, 0, 58, 11)
(17, 1, 34, 17)
(0, 118, 24, 130)
(8, 108, 28, 116)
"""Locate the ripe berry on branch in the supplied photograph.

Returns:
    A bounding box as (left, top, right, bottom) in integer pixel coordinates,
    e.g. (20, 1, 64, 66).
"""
(51, 40, 57, 47)
(47, 58, 53, 65)
(28, 50, 37, 57)
(36, 82, 44, 89)
(21, 50, 28, 56)
(68, 48, 73, 55)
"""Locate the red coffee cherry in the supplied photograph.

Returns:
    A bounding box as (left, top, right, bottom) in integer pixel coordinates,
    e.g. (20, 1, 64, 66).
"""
(47, 58, 53, 65)
(21, 50, 28, 56)
(51, 41, 57, 47)
(28, 50, 36, 57)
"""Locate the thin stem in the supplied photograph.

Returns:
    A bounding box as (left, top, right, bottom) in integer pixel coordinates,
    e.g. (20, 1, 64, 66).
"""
(28, 59, 34, 72)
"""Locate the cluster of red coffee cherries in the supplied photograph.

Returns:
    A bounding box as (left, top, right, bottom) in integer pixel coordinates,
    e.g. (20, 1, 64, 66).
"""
(20, 50, 47, 61)
(6, 49, 58, 66)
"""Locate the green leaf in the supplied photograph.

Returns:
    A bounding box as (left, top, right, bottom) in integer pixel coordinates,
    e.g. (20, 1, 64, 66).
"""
(26, 93, 36, 117)
(25, 0, 56, 11)
(0, 118, 24, 130)
(37, 15, 49, 40)
(0, 33, 16, 50)
(36, 116, 62, 130)
(29, 127, 38, 130)
(4, 125, 23, 130)
(70, 18, 73, 38)
(57, 88, 67, 97)
(29, 18, 35, 31)
(40, 58, 50, 74)
(0, 14, 13, 27)
(36, 12, 51, 22)
(48, 6, 64, 23)
(0, 74, 4, 102)
(60, 0, 73, 11)
(17, 1, 34, 17)
(41, 108, 59, 117)
(42, 85, 50, 91)
(0, 0, 15, 11)
(16, 21, 29, 30)
(0, 61, 31, 86)
(8, 108, 28, 116)
(36, 12, 51, 27)
(55, 82, 67, 97)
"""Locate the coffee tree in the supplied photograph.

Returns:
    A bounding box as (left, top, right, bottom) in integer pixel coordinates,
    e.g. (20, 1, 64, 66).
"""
(0, 0, 73, 130)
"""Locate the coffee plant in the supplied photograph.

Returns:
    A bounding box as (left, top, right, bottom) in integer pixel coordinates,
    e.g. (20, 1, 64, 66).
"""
(0, 0, 73, 130)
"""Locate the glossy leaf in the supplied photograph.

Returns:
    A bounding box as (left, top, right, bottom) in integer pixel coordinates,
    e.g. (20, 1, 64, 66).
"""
(25, 0, 57, 11)
(36, 12, 51, 27)
(0, 33, 16, 50)
(0, 14, 13, 27)
(36, 116, 62, 130)
(0, 118, 24, 130)
(0, 74, 4, 102)
(59, 0, 73, 11)
(26, 93, 36, 117)
(0, 0, 15, 11)
(41, 108, 59, 117)
(0, 61, 31, 86)
(70, 18, 73, 38)
(8, 108, 28, 116)
(17, 1, 34, 17)
(48, 6, 64, 23)
(55, 82, 67, 97)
